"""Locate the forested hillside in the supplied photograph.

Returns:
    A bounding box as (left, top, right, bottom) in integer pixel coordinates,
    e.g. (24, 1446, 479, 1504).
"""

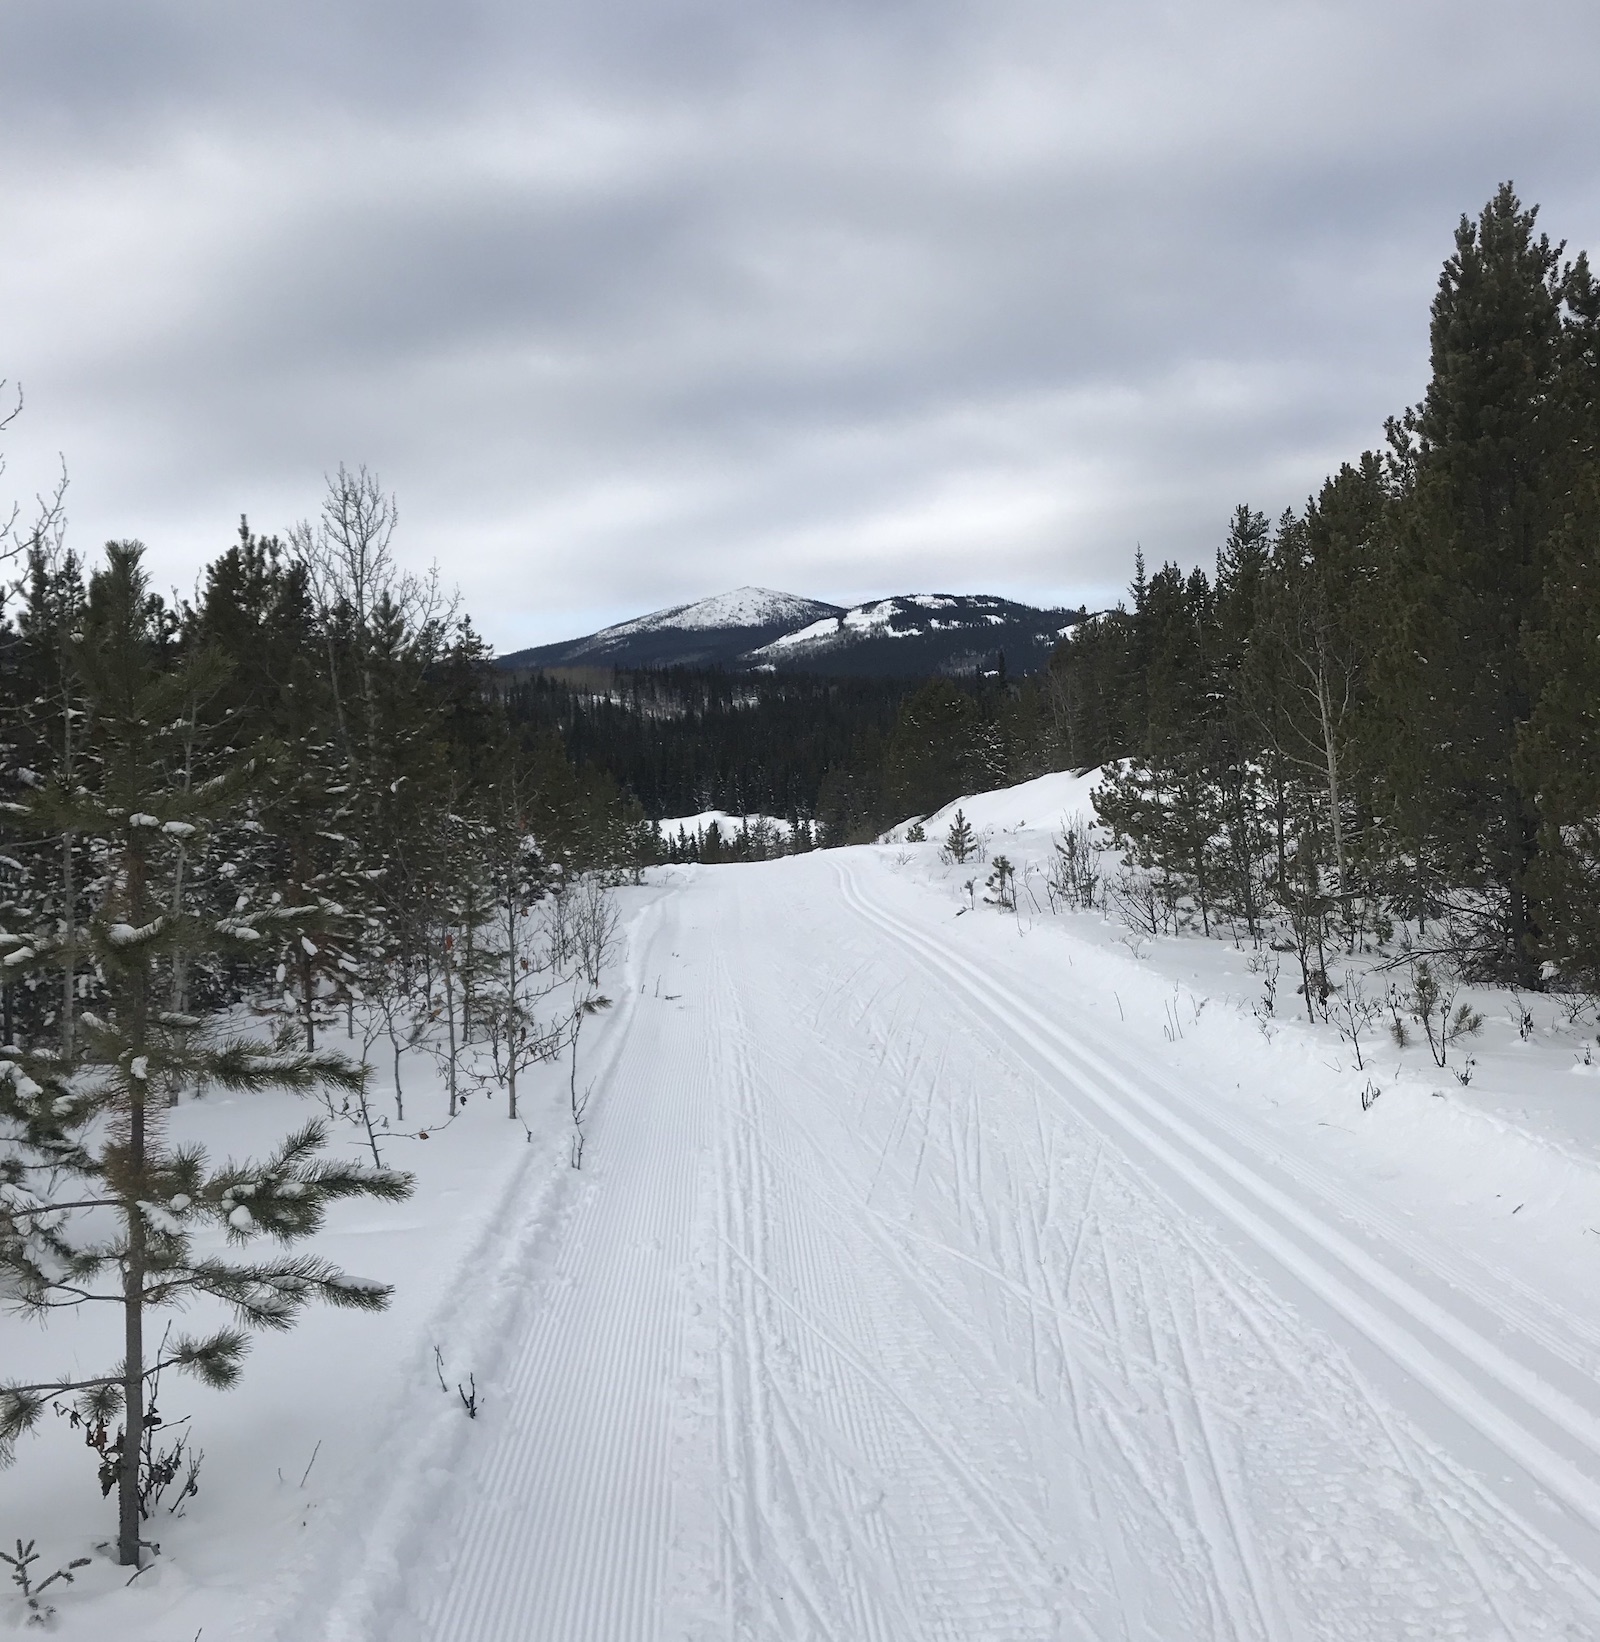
(501, 667, 912, 826)
(498, 661, 1075, 851)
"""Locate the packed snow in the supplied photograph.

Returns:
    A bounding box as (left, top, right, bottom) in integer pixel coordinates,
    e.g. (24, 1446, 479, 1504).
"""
(11, 775, 1600, 1639)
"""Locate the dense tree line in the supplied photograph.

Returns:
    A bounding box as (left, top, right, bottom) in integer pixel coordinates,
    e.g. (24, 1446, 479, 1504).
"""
(0, 464, 649, 1565)
(497, 655, 1071, 850)
(501, 661, 1062, 849)
(1044, 185, 1600, 994)
(808, 668, 1068, 845)
(500, 665, 913, 825)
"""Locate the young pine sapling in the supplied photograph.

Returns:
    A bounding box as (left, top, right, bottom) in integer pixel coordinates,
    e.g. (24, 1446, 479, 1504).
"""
(0, 544, 414, 1569)
(942, 809, 977, 865)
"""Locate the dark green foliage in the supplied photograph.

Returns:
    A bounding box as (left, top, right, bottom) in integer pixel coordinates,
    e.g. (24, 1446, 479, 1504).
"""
(883, 680, 996, 823)
(943, 809, 977, 865)
(0, 542, 413, 1565)
(500, 663, 1066, 850)
(504, 666, 911, 827)
(1518, 462, 1600, 994)
(1045, 186, 1600, 998)
(1369, 185, 1600, 983)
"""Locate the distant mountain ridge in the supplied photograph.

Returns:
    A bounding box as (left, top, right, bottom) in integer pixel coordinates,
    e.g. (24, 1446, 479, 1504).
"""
(499, 587, 842, 671)
(499, 586, 1086, 678)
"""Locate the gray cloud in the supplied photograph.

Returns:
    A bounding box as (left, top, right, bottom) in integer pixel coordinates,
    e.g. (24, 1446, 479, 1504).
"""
(4, 0, 1599, 647)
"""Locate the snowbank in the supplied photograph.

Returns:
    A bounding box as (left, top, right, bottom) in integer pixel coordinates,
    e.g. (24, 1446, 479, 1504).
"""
(883, 766, 1104, 846)
(879, 766, 1600, 1175)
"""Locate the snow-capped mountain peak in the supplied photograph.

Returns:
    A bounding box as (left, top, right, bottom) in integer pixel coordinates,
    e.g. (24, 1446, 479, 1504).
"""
(497, 588, 844, 672)
(610, 587, 839, 636)
(741, 593, 1081, 674)
(500, 588, 1089, 678)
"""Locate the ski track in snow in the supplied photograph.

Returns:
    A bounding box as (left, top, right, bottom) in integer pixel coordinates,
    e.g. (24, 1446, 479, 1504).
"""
(282, 851, 1600, 1641)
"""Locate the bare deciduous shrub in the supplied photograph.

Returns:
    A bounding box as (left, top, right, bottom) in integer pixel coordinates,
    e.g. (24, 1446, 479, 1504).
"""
(571, 876, 621, 989)
(1329, 970, 1382, 1070)
(1047, 816, 1105, 912)
(1108, 866, 1167, 937)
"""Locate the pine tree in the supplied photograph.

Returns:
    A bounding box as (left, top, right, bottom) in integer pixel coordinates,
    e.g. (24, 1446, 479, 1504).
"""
(943, 808, 977, 864)
(883, 679, 986, 822)
(0, 543, 412, 1567)
(984, 855, 1016, 911)
(1094, 561, 1220, 934)
(1372, 184, 1599, 982)
(1519, 456, 1600, 994)
(481, 736, 559, 1122)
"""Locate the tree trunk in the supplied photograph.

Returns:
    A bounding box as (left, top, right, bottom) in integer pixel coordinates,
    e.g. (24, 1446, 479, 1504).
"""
(118, 950, 150, 1567)
(442, 937, 459, 1118)
(61, 689, 76, 1059)
(300, 949, 316, 1052)
(119, 1211, 145, 1565)
(1508, 794, 1541, 990)
(390, 1024, 405, 1122)
(462, 908, 475, 1044)
(61, 829, 76, 1058)
(168, 708, 196, 1032)
(505, 898, 519, 1121)
(1316, 663, 1347, 890)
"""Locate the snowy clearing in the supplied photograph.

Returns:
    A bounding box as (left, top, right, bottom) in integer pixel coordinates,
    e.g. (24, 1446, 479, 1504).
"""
(11, 818, 1600, 1639)
(657, 811, 800, 841)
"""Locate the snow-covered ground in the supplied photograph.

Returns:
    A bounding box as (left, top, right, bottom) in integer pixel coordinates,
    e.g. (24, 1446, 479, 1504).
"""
(10, 781, 1600, 1638)
(656, 810, 800, 841)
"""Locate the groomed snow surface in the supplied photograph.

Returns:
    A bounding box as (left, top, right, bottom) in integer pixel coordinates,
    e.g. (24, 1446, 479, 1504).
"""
(12, 773, 1600, 1639)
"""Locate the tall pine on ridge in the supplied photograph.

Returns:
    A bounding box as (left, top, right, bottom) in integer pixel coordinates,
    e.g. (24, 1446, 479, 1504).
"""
(1373, 184, 1599, 983)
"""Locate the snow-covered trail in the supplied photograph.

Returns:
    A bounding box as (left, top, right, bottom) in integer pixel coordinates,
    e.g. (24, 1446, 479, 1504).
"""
(300, 850, 1600, 1640)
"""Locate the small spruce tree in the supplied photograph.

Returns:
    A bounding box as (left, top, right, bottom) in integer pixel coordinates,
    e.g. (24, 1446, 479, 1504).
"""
(943, 809, 977, 864)
(984, 855, 1017, 912)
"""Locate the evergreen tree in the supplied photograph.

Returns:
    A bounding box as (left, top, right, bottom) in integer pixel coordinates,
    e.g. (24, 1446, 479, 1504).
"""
(1372, 184, 1599, 982)
(882, 679, 987, 823)
(943, 808, 977, 864)
(481, 735, 559, 1121)
(1519, 457, 1600, 994)
(0, 543, 411, 1566)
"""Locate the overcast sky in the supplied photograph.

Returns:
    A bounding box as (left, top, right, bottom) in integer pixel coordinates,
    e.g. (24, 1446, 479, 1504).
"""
(3, 2, 1599, 650)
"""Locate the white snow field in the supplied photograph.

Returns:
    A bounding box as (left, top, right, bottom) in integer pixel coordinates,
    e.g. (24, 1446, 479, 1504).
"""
(12, 806, 1600, 1639)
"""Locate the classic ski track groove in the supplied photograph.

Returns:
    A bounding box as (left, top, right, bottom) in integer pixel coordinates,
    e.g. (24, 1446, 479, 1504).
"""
(406, 890, 706, 1642)
(708, 917, 1077, 1640)
(835, 859, 1600, 1577)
